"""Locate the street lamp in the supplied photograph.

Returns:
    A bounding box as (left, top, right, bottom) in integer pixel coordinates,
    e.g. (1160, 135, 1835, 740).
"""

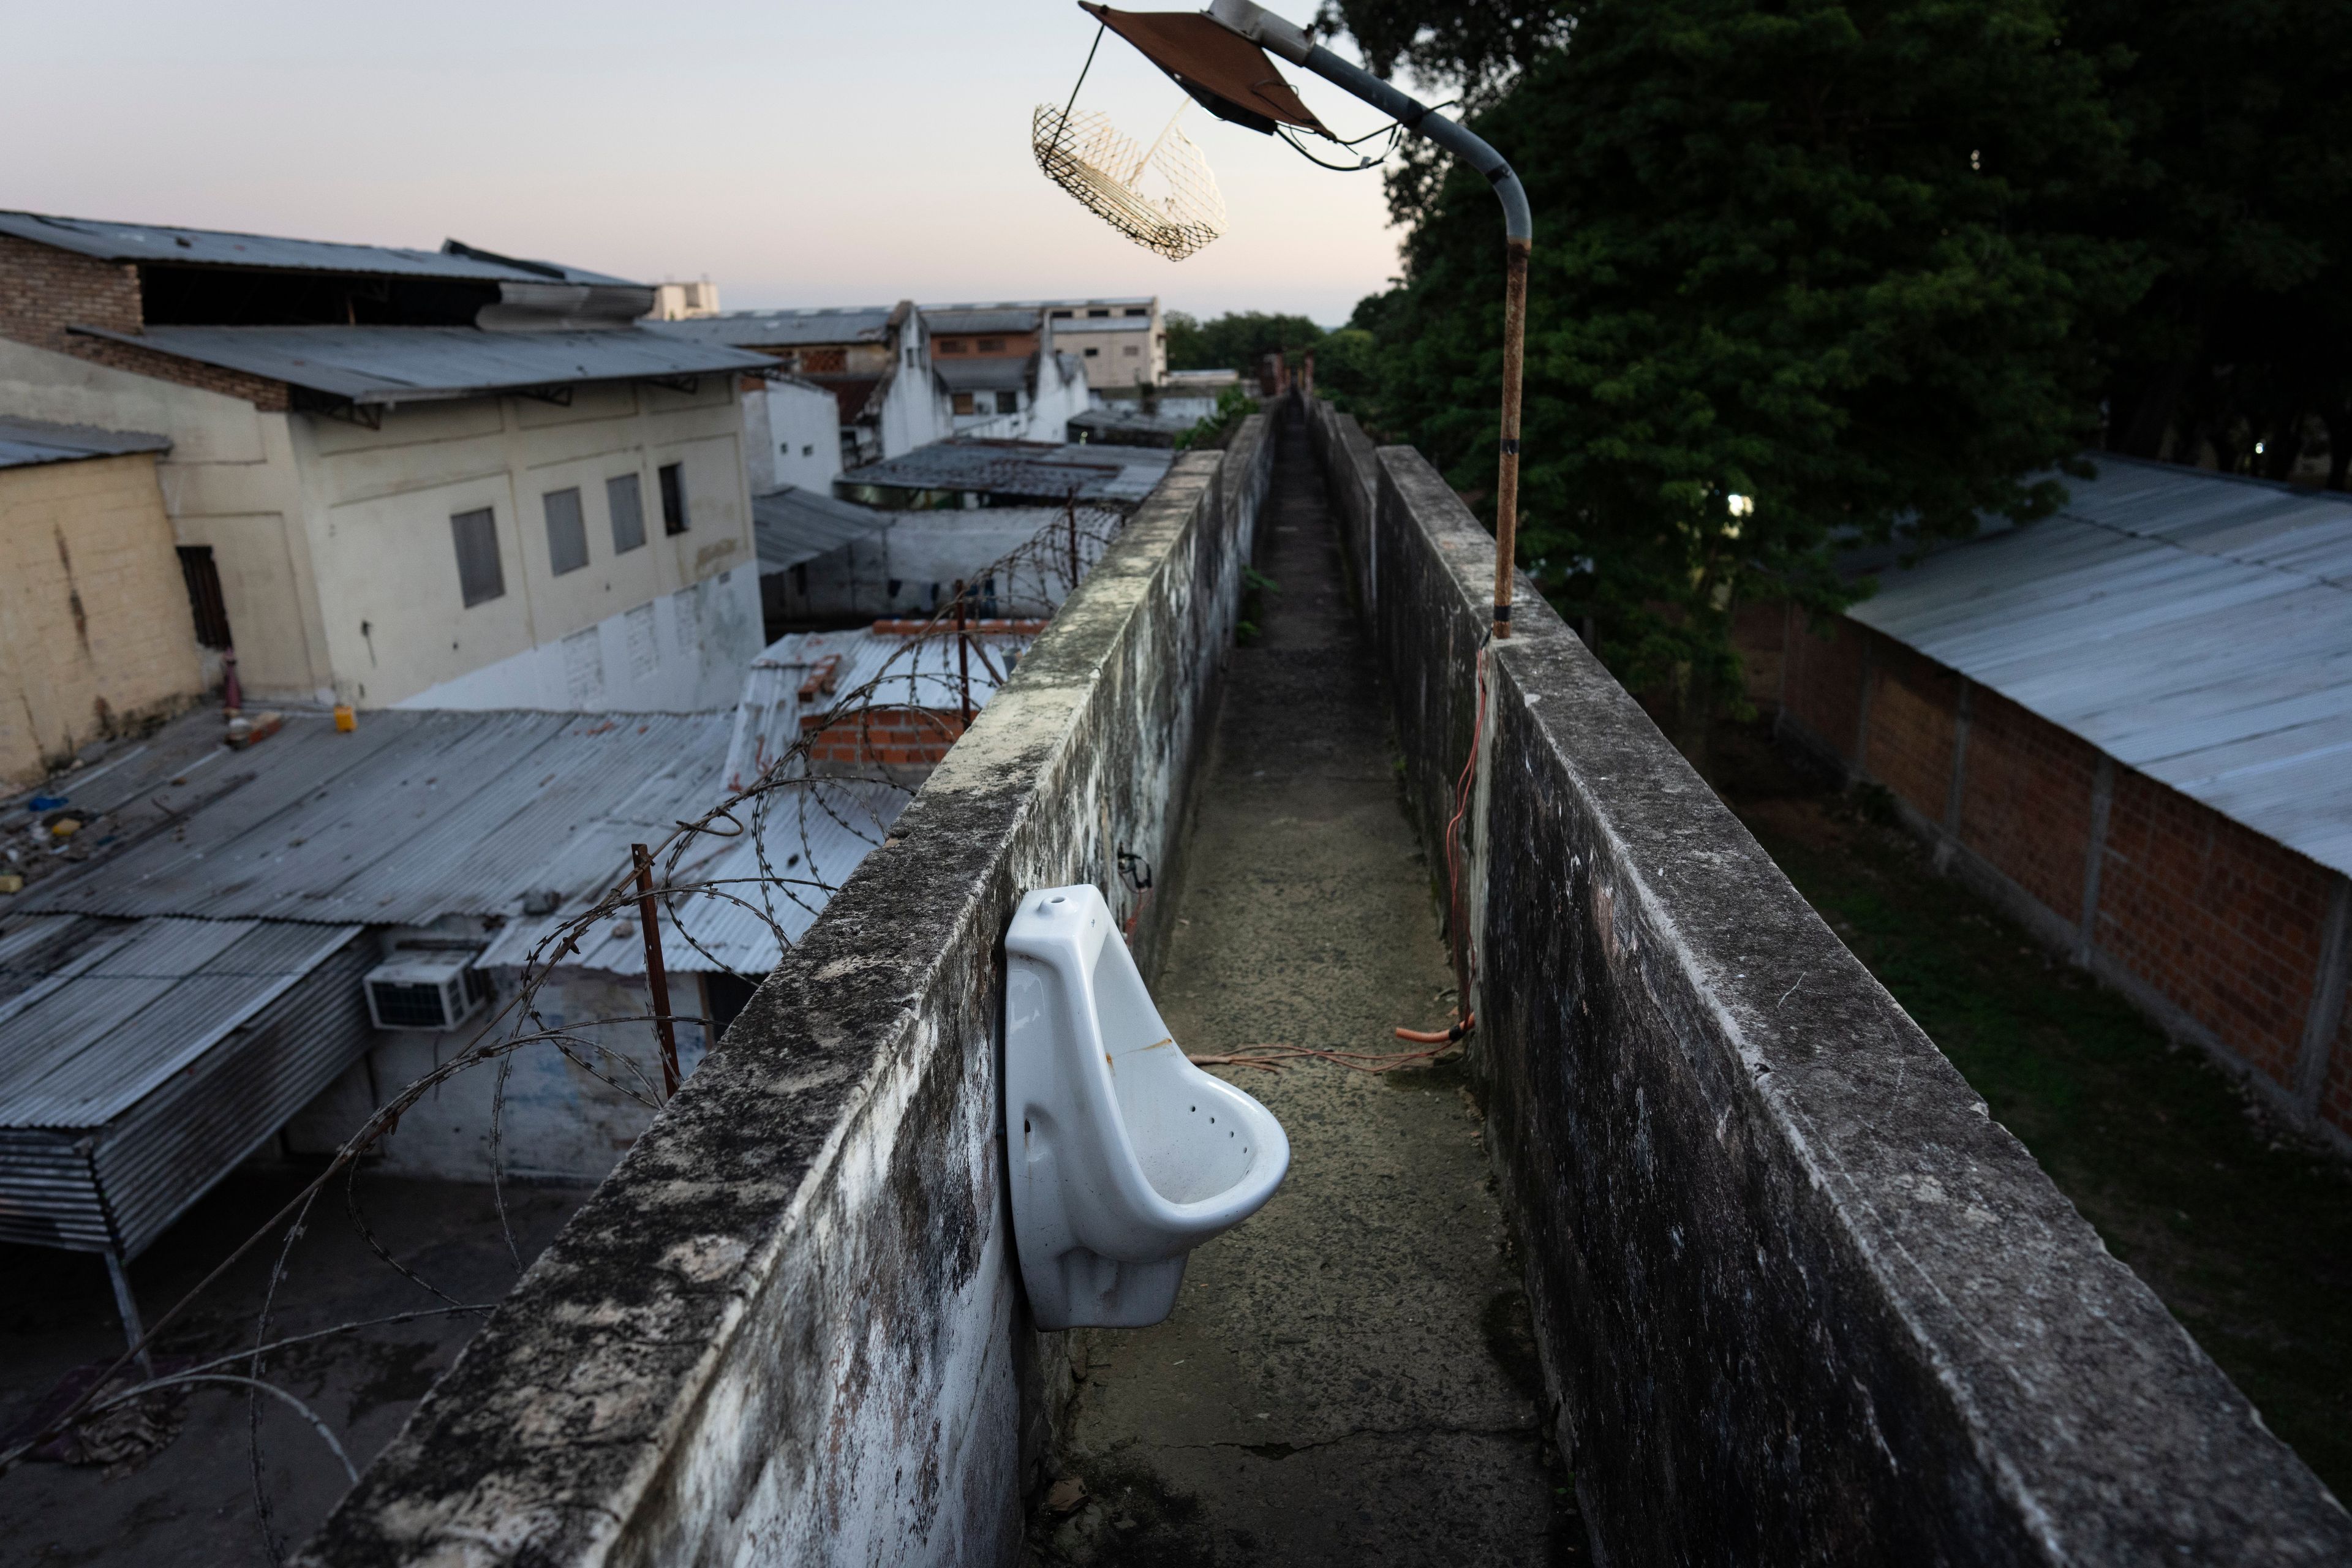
(1049, 1, 1532, 639)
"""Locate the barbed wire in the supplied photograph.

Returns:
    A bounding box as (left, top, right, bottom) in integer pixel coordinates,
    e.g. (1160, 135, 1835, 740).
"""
(0, 491, 1131, 1563)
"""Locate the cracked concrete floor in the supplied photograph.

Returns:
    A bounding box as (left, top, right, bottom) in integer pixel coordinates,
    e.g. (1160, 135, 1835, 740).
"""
(1033, 413, 1574, 1566)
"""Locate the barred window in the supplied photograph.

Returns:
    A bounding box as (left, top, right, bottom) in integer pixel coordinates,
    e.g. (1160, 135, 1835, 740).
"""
(451, 507, 504, 606)
(543, 486, 589, 576)
(606, 472, 646, 554)
(658, 462, 689, 536)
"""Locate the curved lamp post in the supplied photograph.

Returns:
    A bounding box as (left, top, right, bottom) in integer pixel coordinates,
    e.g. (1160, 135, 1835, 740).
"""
(1074, 0, 1532, 638)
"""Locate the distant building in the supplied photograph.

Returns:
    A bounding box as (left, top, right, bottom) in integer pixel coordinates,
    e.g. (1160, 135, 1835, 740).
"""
(1042, 296, 1164, 388)
(921, 305, 1094, 440)
(651, 279, 722, 320)
(0, 417, 203, 786)
(650, 304, 949, 468)
(0, 211, 774, 713)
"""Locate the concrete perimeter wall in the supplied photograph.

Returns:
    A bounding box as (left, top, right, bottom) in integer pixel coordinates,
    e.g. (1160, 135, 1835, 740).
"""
(300, 415, 1273, 1567)
(1305, 398, 2350, 1566)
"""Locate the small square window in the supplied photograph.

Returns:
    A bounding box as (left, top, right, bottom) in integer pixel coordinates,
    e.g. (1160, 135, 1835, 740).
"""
(995, 391, 1019, 414)
(952, 392, 975, 415)
(1088, 309, 1110, 318)
(1084, 347, 1099, 358)
(977, 337, 1004, 353)
(1123, 345, 1140, 357)
(543, 486, 589, 575)
(1123, 307, 1147, 317)
(940, 339, 967, 354)
(451, 507, 504, 606)
(607, 473, 646, 554)
(1050, 309, 1074, 319)
(658, 462, 689, 535)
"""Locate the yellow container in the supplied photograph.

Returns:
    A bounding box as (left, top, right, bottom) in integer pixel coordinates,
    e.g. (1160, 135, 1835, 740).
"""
(334, 704, 356, 733)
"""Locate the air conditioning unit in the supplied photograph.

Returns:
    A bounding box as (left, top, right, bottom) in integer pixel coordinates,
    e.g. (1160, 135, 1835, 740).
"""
(364, 955, 486, 1031)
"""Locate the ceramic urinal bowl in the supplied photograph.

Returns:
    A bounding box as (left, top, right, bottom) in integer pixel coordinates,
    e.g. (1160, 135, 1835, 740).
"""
(1006, 884, 1290, 1329)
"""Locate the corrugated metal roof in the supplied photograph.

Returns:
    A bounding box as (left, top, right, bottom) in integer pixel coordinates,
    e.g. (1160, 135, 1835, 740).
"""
(18, 708, 741, 925)
(936, 357, 1035, 394)
(650, 308, 894, 349)
(0, 416, 170, 471)
(0, 918, 362, 1129)
(67, 325, 775, 405)
(752, 486, 891, 574)
(0, 210, 631, 284)
(841, 439, 1173, 506)
(1850, 455, 2352, 877)
(925, 308, 1042, 334)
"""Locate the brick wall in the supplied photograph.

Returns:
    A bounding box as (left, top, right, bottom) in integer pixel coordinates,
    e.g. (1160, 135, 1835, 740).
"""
(1958, 685, 2103, 921)
(0, 451, 206, 786)
(1765, 608, 2351, 1144)
(2097, 769, 2337, 1088)
(801, 705, 967, 768)
(0, 234, 291, 411)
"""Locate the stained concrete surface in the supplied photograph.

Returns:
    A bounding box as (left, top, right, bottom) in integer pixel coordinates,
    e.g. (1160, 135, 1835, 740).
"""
(1035, 413, 1572, 1565)
(0, 1166, 593, 1567)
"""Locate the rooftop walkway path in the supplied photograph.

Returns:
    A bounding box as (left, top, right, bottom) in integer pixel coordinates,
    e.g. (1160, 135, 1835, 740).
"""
(1035, 412, 1568, 1564)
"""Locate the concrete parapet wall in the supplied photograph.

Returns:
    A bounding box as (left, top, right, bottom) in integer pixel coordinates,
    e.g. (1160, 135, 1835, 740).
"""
(1303, 398, 2350, 1565)
(301, 415, 1273, 1567)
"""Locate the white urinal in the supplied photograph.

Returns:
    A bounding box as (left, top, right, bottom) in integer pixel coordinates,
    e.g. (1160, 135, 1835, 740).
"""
(1006, 884, 1289, 1329)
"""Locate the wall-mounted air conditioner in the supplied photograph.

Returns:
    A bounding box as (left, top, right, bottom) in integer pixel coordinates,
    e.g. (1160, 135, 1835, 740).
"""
(364, 955, 486, 1031)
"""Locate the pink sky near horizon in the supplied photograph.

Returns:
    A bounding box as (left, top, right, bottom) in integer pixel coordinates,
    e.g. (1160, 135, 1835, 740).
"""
(1, 0, 1410, 325)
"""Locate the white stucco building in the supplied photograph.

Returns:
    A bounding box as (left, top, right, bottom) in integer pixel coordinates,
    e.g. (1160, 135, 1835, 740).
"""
(0, 211, 774, 712)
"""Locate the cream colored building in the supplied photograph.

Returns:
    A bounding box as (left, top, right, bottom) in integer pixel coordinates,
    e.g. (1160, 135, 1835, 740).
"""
(0, 212, 775, 712)
(0, 417, 202, 786)
(1041, 297, 1164, 388)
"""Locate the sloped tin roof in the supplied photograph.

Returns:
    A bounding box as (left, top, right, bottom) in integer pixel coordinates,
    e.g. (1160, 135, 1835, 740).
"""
(0, 415, 170, 470)
(751, 486, 892, 574)
(0, 210, 631, 284)
(1850, 455, 2352, 876)
(68, 324, 774, 404)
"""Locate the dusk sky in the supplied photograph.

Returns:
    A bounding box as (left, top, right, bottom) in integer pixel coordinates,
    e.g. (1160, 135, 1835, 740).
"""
(2, 0, 1410, 325)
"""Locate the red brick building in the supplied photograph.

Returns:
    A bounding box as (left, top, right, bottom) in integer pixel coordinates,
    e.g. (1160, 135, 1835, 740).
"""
(1751, 457, 2352, 1147)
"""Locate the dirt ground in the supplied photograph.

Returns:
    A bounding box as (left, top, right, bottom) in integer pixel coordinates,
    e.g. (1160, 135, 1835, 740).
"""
(1709, 718, 2352, 1498)
(0, 1165, 594, 1567)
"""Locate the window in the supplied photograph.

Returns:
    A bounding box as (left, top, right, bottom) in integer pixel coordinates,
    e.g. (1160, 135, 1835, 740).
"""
(1088, 308, 1110, 318)
(543, 486, 589, 575)
(977, 337, 1004, 353)
(451, 508, 503, 606)
(607, 473, 647, 554)
(1050, 309, 1074, 319)
(658, 462, 688, 535)
(1084, 347, 1099, 358)
(995, 390, 1019, 415)
(175, 545, 232, 649)
(1123, 307, 1147, 317)
(1123, 345, 1140, 357)
(939, 339, 967, 355)
(952, 392, 976, 415)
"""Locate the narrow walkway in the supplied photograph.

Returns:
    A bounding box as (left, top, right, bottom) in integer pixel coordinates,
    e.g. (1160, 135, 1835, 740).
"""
(1035, 413, 1566, 1565)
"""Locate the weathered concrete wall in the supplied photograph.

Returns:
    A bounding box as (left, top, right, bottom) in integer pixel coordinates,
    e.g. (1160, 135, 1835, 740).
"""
(298, 413, 1272, 1567)
(1303, 398, 2352, 1566)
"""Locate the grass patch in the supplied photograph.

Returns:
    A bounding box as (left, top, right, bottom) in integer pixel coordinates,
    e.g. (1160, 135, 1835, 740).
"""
(1716, 722, 2352, 1495)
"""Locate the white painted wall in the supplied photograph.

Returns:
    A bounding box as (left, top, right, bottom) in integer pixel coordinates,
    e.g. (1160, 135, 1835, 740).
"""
(284, 965, 715, 1182)
(398, 567, 761, 712)
(742, 377, 843, 496)
(875, 310, 951, 461)
(0, 337, 758, 710)
(952, 352, 1095, 443)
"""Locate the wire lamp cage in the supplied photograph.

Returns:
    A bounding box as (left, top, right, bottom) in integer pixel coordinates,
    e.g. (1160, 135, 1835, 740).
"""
(1032, 99, 1226, 262)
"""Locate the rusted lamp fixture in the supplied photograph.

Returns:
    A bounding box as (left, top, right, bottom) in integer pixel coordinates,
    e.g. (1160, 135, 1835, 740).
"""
(1060, 0, 1532, 638)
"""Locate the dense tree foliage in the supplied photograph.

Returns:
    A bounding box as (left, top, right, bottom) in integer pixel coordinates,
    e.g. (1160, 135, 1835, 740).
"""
(1164, 311, 1329, 374)
(1321, 0, 2352, 720)
(2065, 0, 2352, 484)
(1332, 0, 2140, 716)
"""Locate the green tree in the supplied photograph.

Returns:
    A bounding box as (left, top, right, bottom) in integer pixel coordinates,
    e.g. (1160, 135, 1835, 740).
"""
(2065, 0, 2352, 484)
(1164, 311, 1327, 373)
(1332, 0, 2143, 742)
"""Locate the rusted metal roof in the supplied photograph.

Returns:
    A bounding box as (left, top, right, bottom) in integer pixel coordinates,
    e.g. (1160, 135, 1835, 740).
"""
(66, 324, 774, 405)
(0, 416, 170, 470)
(0, 210, 631, 285)
(1850, 455, 2352, 877)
